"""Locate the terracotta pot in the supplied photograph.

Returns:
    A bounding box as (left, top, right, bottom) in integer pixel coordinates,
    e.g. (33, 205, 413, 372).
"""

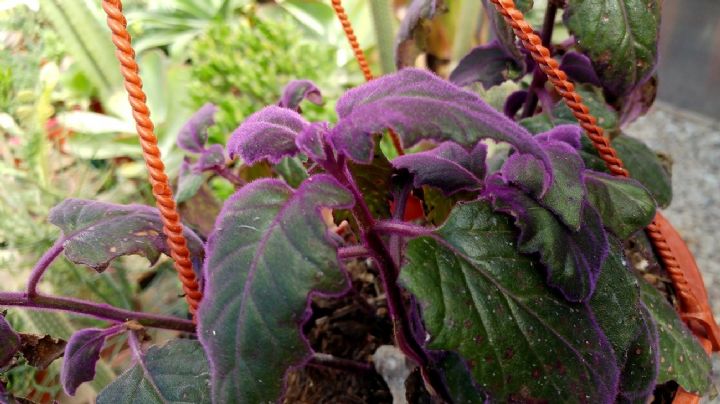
(654, 212, 719, 403)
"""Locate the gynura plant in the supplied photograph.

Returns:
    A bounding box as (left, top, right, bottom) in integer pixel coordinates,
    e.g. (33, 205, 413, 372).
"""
(0, 0, 713, 401)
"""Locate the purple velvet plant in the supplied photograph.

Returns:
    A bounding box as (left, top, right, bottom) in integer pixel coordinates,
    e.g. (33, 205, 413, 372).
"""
(0, 1, 712, 401)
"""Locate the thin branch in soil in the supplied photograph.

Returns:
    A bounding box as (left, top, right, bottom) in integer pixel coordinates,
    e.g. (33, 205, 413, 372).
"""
(0, 292, 195, 333)
(308, 353, 374, 374)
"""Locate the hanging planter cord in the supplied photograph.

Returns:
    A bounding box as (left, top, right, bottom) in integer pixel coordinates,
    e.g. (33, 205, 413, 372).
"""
(101, 0, 201, 320)
(331, 0, 720, 402)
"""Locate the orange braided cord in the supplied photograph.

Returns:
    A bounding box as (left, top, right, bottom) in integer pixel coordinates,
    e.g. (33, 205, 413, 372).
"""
(487, 0, 704, 319)
(102, 0, 201, 318)
(330, 0, 404, 155)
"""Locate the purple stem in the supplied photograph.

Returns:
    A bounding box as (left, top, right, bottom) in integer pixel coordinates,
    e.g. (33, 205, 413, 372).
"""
(26, 238, 65, 297)
(520, 2, 558, 118)
(320, 154, 451, 401)
(214, 165, 245, 188)
(337, 245, 371, 260)
(374, 221, 434, 238)
(0, 292, 195, 333)
(389, 181, 411, 266)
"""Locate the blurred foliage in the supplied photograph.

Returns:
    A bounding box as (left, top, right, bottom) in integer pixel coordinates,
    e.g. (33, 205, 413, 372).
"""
(188, 17, 339, 142)
(126, 0, 250, 59)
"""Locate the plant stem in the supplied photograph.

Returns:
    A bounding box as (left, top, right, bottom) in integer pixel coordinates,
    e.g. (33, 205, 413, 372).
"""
(321, 155, 451, 401)
(0, 292, 195, 333)
(520, 2, 558, 118)
(375, 221, 433, 238)
(369, 0, 397, 74)
(215, 165, 245, 188)
(26, 238, 64, 297)
(337, 245, 371, 260)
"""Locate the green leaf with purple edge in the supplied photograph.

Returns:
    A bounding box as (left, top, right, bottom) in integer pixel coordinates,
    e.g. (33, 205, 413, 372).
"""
(274, 157, 308, 189)
(439, 352, 485, 402)
(295, 122, 328, 162)
(278, 80, 323, 111)
(400, 201, 619, 402)
(96, 339, 210, 404)
(639, 279, 711, 394)
(227, 105, 309, 164)
(61, 326, 123, 396)
(0, 314, 20, 368)
(584, 170, 656, 239)
(177, 103, 217, 153)
(331, 69, 553, 188)
(502, 124, 587, 230)
(49, 199, 205, 279)
(618, 301, 659, 403)
(392, 142, 486, 195)
(484, 176, 608, 302)
(176, 159, 204, 204)
(197, 175, 354, 403)
(611, 135, 672, 209)
(449, 40, 521, 89)
(564, 0, 661, 97)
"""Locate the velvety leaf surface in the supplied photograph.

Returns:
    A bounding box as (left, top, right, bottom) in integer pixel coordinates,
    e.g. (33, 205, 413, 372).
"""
(295, 122, 328, 162)
(198, 175, 354, 403)
(439, 352, 484, 403)
(401, 201, 618, 402)
(589, 238, 641, 360)
(0, 315, 20, 368)
(194, 144, 226, 172)
(559, 51, 601, 86)
(49, 199, 205, 276)
(177, 103, 217, 153)
(502, 125, 586, 229)
(584, 171, 656, 238)
(639, 280, 711, 394)
(278, 80, 323, 111)
(564, 0, 660, 96)
(485, 178, 608, 302)
(96, 339, 210, 404)
(449, 40, 519, 89)
(613, 135, 672, 208)
(62, 326, 122, 395)
(176, 159, 204, 203)
(331, 69, 552, 181)
(348, 145, 394, 218)
(391, 142, 486, 195)
(618, 302, 659, 403)
(227, 106, 308, 164)
(395, 0, 445, 69)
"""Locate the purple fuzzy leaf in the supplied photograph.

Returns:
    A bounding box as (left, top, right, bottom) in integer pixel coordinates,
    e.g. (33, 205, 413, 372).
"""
(618, 76, 657, 126)
(194, 144, 226, 173)
(62, 325, 124, 396)
(401, 201, 620, 402)
(484, 176, 609, 302)
(227, 106, 308, 164)
(49, 199, 205, 279)
(395, 0, 445, 69)
(503, 89, 527, 119)
(177, 103, 217, 153)
(449, 40, 519, 89)
(391, 142, 486, 195)
(198, 175, 354, 403)
(502, 125, 586, 229)
(295, 122, 328, 162)
(331, 68, 553, 187)
(278, 80, 323, 111)
(0, 315, 20, 368)
(559, 51, 601, 86)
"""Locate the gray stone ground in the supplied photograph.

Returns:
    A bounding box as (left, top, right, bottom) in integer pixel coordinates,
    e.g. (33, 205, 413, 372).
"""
(625, 103, 720, 319)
